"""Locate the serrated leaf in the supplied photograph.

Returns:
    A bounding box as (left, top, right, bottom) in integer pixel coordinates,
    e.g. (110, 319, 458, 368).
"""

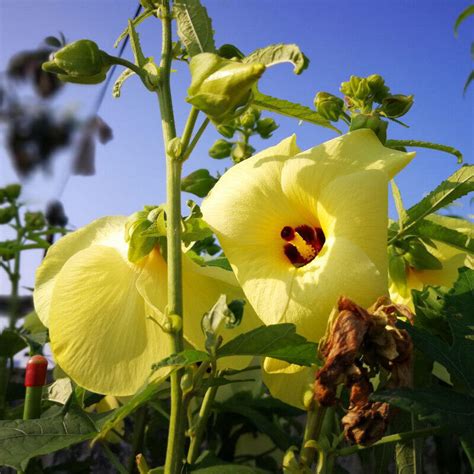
(128, 19, 146, 67)
(253, 92, 340, 132)
(400, 269, 474, 393)
(113, 68, 136, 98)
(391, 179, 407, 225)
(114, 9, 153, 48)
(0, 405, 100, 469)
(414, 214, 474, 253)
(174, 0, 216, 57)
(454, 4, 474, 36)
(403, 165, 474, 231)
(181, 169, 218, 198)
(217, 323, 318, 366)
(243, 43, 309, 75)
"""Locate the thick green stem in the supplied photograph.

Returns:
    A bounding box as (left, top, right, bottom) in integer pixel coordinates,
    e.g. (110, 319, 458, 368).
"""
(300, 404, 327, 468)
(155, 3, 186, 473)
(187, 381, 218, 465)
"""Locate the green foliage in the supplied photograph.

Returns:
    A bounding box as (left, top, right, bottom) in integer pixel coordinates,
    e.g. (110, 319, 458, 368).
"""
(181, 169, 218, 197)
(243, 43, 309, 75)
(253, 92, 339, 132)
(174, 0, 216, 57)
(385, 139, 463, 164)
(154, 323, 318, 370)
(0, 405, 103, 469)
(454, 4, 474, 36)
(113, 68, 136, 98)
(402, 165, 473, 231)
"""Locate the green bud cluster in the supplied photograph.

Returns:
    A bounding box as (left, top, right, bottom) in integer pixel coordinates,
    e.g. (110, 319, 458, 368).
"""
(313, 74, 414, 143)
(207, 107, 278, 164)
(186, 53, 265, 124)
(314, 92, 344, 122)
(24, 211, 46, 230)
(42, 39, 112, 85)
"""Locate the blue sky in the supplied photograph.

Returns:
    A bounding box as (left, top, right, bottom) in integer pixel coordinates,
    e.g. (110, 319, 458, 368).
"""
(0, 0, 473, 291)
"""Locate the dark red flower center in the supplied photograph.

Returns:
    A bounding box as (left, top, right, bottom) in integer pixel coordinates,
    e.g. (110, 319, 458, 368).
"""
(280, 224, 325, 267)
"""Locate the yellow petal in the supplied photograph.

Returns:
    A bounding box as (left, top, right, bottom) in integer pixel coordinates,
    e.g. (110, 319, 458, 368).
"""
(137, 249, 263, 370)
(316, 169, 389, 277)
(279, 236, 385, 343)
(48, 245, 170, 396)
(293, 129, 415, 181)
(34, 216, 128, 327)
(262, 357, 315, 409)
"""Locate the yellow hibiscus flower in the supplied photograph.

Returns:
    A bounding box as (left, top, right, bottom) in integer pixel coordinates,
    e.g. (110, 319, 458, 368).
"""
(201, 129, 415, 408)
(34, 216, 260, 396)
(389, 214, 473, 310)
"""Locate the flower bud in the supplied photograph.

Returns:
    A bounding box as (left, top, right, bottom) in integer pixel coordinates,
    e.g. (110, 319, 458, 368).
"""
(186, 53, 266, 123)
(42, 40, 111, 85)
(209, 139, 232, 159)
(166, 137, 183, 160)
(0, 207, 15, 224)
(256, 117, 278, 138)
(3, 184, 21, 201)
(216, 123, 236, 138)
(341, 75, 370, 100)
(231, 142, 255, 163)
(367, 74, 390, 103)
(314, 92, 344, 122)
(381, 94, 414, 118)
(239, 107, 260, 129)
(350, 113, 388, 144)
(24, 211, 46, 230)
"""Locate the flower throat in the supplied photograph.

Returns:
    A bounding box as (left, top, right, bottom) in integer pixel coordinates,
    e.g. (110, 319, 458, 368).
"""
(280, 225, 325, 267)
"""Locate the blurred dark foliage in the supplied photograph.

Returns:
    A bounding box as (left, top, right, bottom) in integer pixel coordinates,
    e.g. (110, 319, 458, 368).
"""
(0, 34, 113, 180)
(6, 34, 65, 99)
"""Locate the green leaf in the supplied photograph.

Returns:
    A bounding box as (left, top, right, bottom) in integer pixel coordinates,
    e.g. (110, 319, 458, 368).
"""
(114, 9, 153, 48)
(454, 4, 474, 36)
(403, 165, 474, 231)
(253, 92, 340, 133)
(243, 44, 309, 75)
(128, 19, 147, 67)
(128, 219, 156, 263)
(217, 323, 318, 366)
(182, 214, 213, 246)
(0, 329, 26, 358)
(152, 350, 209, 370)
(113, 68, 136, 98)
(414, 214, 474, 253)
(181, 169, 218, 197)
(174, 0, 216, 57)
(464, 70, 474, 95)
(0, 405, 100, 469)
(371, 387, 474, 470)
(96, 371, 171, 441)
(391, 179, 407, 225)
(385, 139, 463, 164)
(400, 269, 474, 393)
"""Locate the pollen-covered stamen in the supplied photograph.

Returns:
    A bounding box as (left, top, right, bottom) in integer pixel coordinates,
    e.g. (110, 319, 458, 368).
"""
(281, 224, 326, 267)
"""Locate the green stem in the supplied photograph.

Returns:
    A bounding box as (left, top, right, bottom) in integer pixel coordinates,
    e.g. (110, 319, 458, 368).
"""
(106, 55, 144, 78)
(300, 404, 327, 468)
(180, 107, 200, 153)
(157, 3, 186, 473)
(182, 118, 210, 162)
(23, 387, 43, 420)
(334, 426, 442, 457)
(128, 407, 147, 473)
(186, 375, 218, 465)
